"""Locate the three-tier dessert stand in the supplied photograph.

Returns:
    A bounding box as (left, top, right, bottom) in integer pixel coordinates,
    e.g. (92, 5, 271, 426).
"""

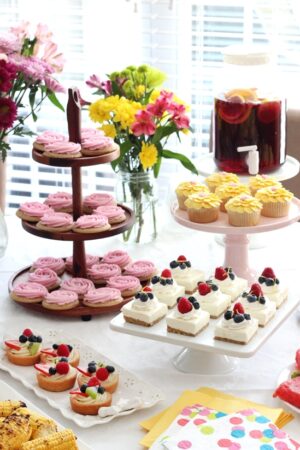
(9, 87, 135, 320)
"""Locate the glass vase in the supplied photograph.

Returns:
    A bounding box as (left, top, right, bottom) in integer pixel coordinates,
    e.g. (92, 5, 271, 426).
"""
(0, 208, 8, 258)
(115, 171, 158, 244)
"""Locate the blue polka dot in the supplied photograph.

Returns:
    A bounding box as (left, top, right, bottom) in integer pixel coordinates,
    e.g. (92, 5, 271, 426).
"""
(216, 412, 226, 418)
(260, 445, 274, 450)
(255, 415, 270, 424)
(263, 429, 274, 438)
(231, 429, 245, 438)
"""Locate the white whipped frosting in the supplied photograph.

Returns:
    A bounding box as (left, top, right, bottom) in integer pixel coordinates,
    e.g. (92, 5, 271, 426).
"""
(258, 282, 279, 294)
(221, 317, 253, 330)
(197, 290, 221, 304)
(132, 297, 159, 311)
(174, 308, 200, 321)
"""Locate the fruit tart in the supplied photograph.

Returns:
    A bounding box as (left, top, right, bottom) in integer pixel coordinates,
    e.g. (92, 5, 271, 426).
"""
(273, 348, 300, 409)
(77, 362, 119, 393)
(4, 329, 43, 366)
(166, 296, 210, 336)
(195, 281, 231, 318)
(211, 266, 248, 301)
(239, 283, 276, 327)
(35, 359, 77, 392)
(70, 379, 112, 415)
(151, 269, 185, 308)
(40, 343, 80, 367)
(169, 255, 205, 294)
(257, 267, 288, 308)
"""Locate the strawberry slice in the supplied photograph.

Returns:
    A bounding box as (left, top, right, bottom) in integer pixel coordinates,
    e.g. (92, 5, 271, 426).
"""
(70, 390, 88, 397)
(40, 348, 57, 356)
(177, 297, 193, 314)
(4, 340, 21, 350)
(215, 267, 228, 281)
(261, 267, 276, 279)
(161, 269, 172, 278)
(250, 283, 263, 297)
(233, 302, 245, 315)
(296, 349, 300, 371)
(34, 364, 51, 376)
(87, 376, 100, 387)
(142, 286, 152, 293)
(177, 255, 187, 262)
(198, 282, 211, 296)
(76, 366, 90, 377)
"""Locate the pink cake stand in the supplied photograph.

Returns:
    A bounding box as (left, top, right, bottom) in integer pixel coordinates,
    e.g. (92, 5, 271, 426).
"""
(171, 198, 300, 284)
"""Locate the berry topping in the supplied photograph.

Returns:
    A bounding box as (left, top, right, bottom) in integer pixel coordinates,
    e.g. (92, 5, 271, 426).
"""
(259, 297, 266, 305)
(70, 390, 87, 397)
(233, 314, 245, 323)
(244, 313, 251, 320)
(5, 340, 21, 351)
(56, 361, 70, 375)
(19, 335, 27, 344)
(198, 282, 211, 296)
(88, 364, 96, 374)
(59, 357, 69, 362)
(98, 386, 105, 394)
(49, 367, 56, 375)
(41, 348, 57, 356)
(52, 343, 58, 350)
(224, 310, 232, 320)
(261, 267, 276, 279)
(215, 267, 228, 281)
(177, 297, 193, 314)
(96, 367, 109, 381)
(161, 269, 172, 278)
(139, 293, 148, 302)
(57, 344, 70, 357)
(23, 329, 33, 337)
(170, 260, 178, 269)
(68, 345, 73, 352)
(233, 302, 245, 315)
(177, 255, 187, 262)
(247, 294, 257, 303)
(250, 283, 263, 297)
(80, 384, 87, 393)
(34, 364, 51, 376)
(36, 336, 42, 343)
(28, 335, 37, 343)
(151, 275, 160, 284)
(106, 365, 115, 373)
(87, 376, 100, 387)
(142, 286, 152, 293)
(193, 302, 200, 310)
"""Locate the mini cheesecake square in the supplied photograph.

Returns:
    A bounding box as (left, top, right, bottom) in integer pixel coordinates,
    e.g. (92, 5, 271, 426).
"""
(240, 298, 276, 327)
(121, 300, 167, 327)
(212, 276, 248, 302)
(172, 269, 206, 294)
(166, 309, 210, 336)
(260, 287, 288, 309)
(214, 316, 259, 345)
(152, 284, 185, 308)
(195, 292, 231, 319)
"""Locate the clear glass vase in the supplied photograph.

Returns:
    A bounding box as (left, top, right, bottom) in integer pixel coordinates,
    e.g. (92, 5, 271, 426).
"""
(0, 208, 8, 258)
(115, 171, 158, 244)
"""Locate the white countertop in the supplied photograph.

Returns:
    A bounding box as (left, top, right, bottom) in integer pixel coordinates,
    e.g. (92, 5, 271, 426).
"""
(0, 214, 299, 448)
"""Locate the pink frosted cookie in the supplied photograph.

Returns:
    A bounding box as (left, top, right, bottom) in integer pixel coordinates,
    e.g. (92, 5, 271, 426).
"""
(73, 214, 111, 234)
(61, 278, 95, 300)
(83, 193, 116, 213)
(44, 192, 73, 213)
(83, 287, 123, 308)
(87, 263, 121, 285)
(81, 127, 104, 141)
(42, 289, 79, 310)
(65, 254, 100, 274)
(93, 205, 126, 224)
(107, 275, 141, 298)
(36, 212, 73, 232)
(81, 135, 118, 156)
(102, 250, 131, 269)
(33, 131, 68, 152)
(10, 282, 48, 304)
(28, 268, 60, 291)
(31, 257, 65, 276)
(44, 141, 82, 159)
(16, 201, 53, 223)
(124, 260, 157, 282)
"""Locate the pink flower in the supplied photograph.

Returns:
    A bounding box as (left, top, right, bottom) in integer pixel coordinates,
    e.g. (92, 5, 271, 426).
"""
(44, 76, 66, 93)
(0, 97, 17, 130)
(100, 80, 112, 95)
(160, 90, 174, 101)
(0, 60, 17, 92)
(0, 33, 22, 54)
(168, 103, 190, 129)
(147, 95, 170, 117)
(10, 54, 54, 81)
(131, 110, 156, 136)
(35, 23, 53, 44)
(9, 21, 30, 42)
(41, 42, 65, 73)
(86, 74, 102, 89)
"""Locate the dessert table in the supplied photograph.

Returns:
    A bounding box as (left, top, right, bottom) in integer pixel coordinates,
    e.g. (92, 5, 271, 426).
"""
(0, 214, 300, 448)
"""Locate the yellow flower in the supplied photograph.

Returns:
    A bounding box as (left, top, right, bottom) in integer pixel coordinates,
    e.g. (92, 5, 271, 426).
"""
(135, 84, 146, 98)
(149, 89, 160, 102)
(181, 128, 190, 135)
(89, 99, 111, 123)
(139, 142, 158, 170)
(99, 123, 116, 138)
(114, 98, 142, 129)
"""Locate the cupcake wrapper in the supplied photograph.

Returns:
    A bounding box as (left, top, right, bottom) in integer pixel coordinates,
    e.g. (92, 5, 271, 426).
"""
(261, 201, 290, 218)
(228, 210, 261, 227)
(187, 207, 219, 223)
(176, 193, 188, 210)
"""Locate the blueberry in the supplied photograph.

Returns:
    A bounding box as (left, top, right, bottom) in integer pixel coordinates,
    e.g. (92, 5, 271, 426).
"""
(224, 310, 232, 320)
(247, 294, 257, 303)
(49, 367, 56, 375)
(52, 343, 58, 350)
(229, 273, 235, 280)
(244, 313, 251, 320)
(88, 365, 96, 373)
(188, 296, 196, 303)
(275, 278, 280, 285)
(19, 335, 27, 343)
(28, 335, 37, 342)
(186, 261, 191, 268)
(106, 365, 115, 373)
(68, 345, 73, 352)
(233, 314, 244, 323)
(59, 357, 68, 362)
(242, 291, 248, 298)
(265, 278, 274, 286)
(180, 263, 186, 269)
(259, 297, 266, 305)
(258, 276, 265, 284)
(177, 297, 182, 303)
(148, 293, 154, 299)
(97, 386, 105, 394)
(36, 336, 42, 343)
(88, 361, 96, 366)
(139, 293, 148, 302)
(193, 302, 200, 310)
(166, 279, 172, 285)
(151, 276, 160, 284)
(170, 261, 178, 269)
(160, 279, 167, 286)
(80, 384, 87, 393)
(134, 292, 140, 299)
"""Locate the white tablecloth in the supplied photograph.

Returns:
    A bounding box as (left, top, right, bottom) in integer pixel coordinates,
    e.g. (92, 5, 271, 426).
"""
(0, 215, 299, 448)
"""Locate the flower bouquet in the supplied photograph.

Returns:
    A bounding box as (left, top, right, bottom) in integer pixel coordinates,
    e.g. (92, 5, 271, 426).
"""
(86, 64, 197, 243)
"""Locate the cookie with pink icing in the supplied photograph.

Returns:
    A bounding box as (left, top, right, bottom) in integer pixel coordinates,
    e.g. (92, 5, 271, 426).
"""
(33, 131, 68, 152)
(16, 201, 53, 223)
(107, 275, 141, 297)
(87, 263, 121, 285)
(10, 282, 48, 304)
(81, 127, 104, 141)
(28, 268, 60, 291)
(42, 289, 79, 310)
(73, 214, 111, 234)
(81, 135, 118, 156)
(124, 260, 157, 282)
(31, 257, 65, 275)
(37, 212, 74, 232)
(44, 141, 82, 159)
(83, 287, 123, 307)
(83, 193, 116, 213)
(61, 278, 95, 300)
(102, 250, 131, 269)
(65, 254, 100, 274)
(44, 192, 73, 213)
(93, 205, 126, 224)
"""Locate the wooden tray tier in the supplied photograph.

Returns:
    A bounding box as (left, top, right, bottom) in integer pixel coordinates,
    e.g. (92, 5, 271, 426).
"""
(21, 205, 134, 241)
(32, 147, 120, 167)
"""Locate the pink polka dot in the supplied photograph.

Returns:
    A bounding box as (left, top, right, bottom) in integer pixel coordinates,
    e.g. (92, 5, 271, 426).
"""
(250, 430, 263, 439)
(199, 408, 211, 416)
(229, 444, 241, 450)
(181, 408, 193, 416)
(231, 426, 245, 431)
(178, 440, 192, 449)
(275, 442, 289, 450)
(273, 429, 287, 439)
(218, 439, 233, 447)
(230, 417, 243, 425)
(177, 418, 189, 426)
(193, 418, 206, 426)
(240, 409, 255, 416)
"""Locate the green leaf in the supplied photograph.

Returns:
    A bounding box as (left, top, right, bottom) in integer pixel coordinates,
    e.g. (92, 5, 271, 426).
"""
(47, 91, 65, 112)
(111, 140, 132, 171)
(153, 154, 162, 177)
(162, 149, 198, 175)
(151, 124, 177, 145)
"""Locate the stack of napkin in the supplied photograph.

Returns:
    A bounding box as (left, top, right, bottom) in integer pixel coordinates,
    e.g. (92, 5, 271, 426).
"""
(140, 387, 298, 449)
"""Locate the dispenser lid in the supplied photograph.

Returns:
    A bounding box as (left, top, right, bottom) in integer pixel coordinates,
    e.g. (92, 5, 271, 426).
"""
(223, 45, 270, 66)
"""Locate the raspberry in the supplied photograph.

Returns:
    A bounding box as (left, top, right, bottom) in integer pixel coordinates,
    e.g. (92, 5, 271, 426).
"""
(215, 267, 228, 281)
(57, 344, 70, 357)
(96, 367, 109, 381)
(87, 376, 100, 387)
(56, 361, 69, 375)
(177, 255, 187, 262)
(177, 297, 193, 314)
(261, 267, 275, 279)
(161, 269, 172, 278)
(143, 286, 152, 293)
(233, 302, 244, 315)
(198, 282, 211, 296)
(250, 283, 263, 297)
(23, 328, 33, 337)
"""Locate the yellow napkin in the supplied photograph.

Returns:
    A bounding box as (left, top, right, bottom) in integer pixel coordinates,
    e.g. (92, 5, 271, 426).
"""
(139, 387, 294, 448)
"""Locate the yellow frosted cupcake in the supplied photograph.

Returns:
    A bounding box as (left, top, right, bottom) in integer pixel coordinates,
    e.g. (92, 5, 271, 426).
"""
(225, 194, 262, 227)
(175, 181, 209, 210)
(184, 192, 221, 223)
(248, 174, 282, 195)
(215, 182, 250, 212)
(255, 186, 294, 218)
(205, 172, 239, 193)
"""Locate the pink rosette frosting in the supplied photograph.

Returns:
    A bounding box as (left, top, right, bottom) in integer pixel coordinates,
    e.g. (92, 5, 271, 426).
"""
(84, 287, 121, 304)
(44, 142, 81, 154)
(44, 192, 72, 210)
(93, 205, 125, 220)
(65, 254, 99, 271)
(19, 202, 53, 218)
(44, 289, 78, 305)
(87, 263, 121, 281)
(61, 278, 94, 295)
(83, 193, 115, 209)
(39, 212, 73, 227)
(102, 250, 131, 267)
(32, 257, 65, 274)
(28, 268, 60, 289)
(13, 282, 48, 298)
(81, 128, 104, 141)
(124, 260, 156, 277)
(74, 214, 108, 229)
(107, 275, 140, 291)
(81, 135, 114, 151)
(35, 131, 68, 145)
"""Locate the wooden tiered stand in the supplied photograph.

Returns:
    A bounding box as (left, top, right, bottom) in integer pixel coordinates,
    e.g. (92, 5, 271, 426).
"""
(9, 88, 135, 320)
